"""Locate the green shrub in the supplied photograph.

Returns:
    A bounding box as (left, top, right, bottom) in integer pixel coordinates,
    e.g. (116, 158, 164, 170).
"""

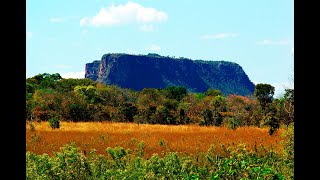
(48, 117, 60, 129)
(26, 142, 292, 179)
(224, 117, 240, 130)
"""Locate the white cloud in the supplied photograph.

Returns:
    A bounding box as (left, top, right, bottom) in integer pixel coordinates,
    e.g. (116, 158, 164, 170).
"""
(146, 44, 161, 51)
(201, 33, 238, 40)
(291, 47, 294, 56)
(49, 17, 65, 23)
(60, 71, 85, 79)
(26, 32, 32, 40)
(257, 39, 291, 45)
(80, 1, 168, 27)
(139, 24, 154, 32)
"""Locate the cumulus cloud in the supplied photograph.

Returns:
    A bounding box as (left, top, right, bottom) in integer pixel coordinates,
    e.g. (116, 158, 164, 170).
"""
(257, 39, 291, 45)
(26, 32, 32, 40)
(80, 1, 168, 27)
(60, 71, 85, 79)
(146, 44, 161, 51)
(201, 33, 238, 40)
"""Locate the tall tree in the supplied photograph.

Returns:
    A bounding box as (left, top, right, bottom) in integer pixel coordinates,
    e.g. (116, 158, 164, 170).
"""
(254, 83, 275, 113)
(280, 89, 294, 126)
(211, 95, 227, 126)
(163, 86, 188, 101)
(202, 109, 213, 126)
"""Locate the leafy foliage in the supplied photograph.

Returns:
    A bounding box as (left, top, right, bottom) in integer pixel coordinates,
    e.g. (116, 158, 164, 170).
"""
(163, 86, 188, 101)
(27, 138, 293, 179)
(48, 116, 60, 129)
(26, 73, 294, 178)
(205, 88, 223, 97)
(26, 73, 293, 130)
(254, 83, 275, 113)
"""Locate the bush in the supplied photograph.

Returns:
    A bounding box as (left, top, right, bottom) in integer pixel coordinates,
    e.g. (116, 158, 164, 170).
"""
(281, 124, 294, 178)
(48, 117, 60, 129)
(27, 142, 292, 179)
(224, 117, 240, 130)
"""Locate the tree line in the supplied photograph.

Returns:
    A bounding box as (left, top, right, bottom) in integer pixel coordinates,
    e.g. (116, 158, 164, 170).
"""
(26, 73, 294, 134)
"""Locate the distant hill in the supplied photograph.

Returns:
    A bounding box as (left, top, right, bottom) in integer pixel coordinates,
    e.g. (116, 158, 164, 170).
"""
(85, 53, 255, 95)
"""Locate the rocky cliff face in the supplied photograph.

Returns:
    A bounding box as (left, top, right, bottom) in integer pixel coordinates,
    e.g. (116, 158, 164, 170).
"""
(85, 60, 100, 81)
(85, 53, 255, 95)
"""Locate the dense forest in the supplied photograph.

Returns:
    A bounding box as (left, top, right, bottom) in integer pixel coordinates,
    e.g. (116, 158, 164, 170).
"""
(26, 73, 294, 134)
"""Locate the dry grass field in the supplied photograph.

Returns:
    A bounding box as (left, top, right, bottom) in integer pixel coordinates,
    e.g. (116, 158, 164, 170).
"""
(26, 122, 284, 157)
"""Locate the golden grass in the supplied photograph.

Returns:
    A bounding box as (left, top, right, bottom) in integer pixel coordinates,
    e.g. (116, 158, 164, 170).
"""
(26, 121, 284, 157)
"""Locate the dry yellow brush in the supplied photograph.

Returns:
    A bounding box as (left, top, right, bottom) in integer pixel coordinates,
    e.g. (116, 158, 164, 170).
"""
(26, 121, 284, 157)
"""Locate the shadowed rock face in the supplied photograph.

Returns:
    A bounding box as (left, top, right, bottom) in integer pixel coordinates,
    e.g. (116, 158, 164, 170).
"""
(85, 60, 100, 81)
(85, 53, 255, 95)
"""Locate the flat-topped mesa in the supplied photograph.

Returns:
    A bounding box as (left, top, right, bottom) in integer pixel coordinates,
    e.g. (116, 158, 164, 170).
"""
(85, 53, 255, 95)
(85, 60, 100, 81)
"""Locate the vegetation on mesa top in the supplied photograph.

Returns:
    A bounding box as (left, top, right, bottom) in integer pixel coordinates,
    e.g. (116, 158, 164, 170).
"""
(85, 53, 255, 95)
(26, 73, 294, 134)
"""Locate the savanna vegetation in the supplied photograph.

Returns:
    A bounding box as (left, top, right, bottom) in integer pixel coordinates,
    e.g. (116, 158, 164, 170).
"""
(26, 73, 294, 132)
(26, 73, 294, 179)
(26, 122, 284, 158)
(26, 123, 293, 179)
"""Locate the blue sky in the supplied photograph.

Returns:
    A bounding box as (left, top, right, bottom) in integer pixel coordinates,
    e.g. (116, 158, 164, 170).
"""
(26, 0, 294, 97)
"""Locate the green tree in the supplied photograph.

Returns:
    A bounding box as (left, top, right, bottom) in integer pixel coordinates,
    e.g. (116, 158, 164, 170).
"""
(163, 86, 188, 101)
(32, 89, 63, 121)
(134, 88, 164, 124)
(137, 88, 164, 110)
(69, 103, 90, 121)
(56, 78, 96, 92)
(26, 93, 36, 120)
(212, 95, 227, 126)
(28, 73, 62, 89)
(277, 89, 294, 127)
(177, 107, 190, 124)
(264, 102, 280, 135)
(254, 83, 275, 113)
(226, 95, 260, 126)
(120, 102, 138, 122)
(95, 86, 125, 106)
(74, 85, 98, 103)
(205, 89, 223, 97)
(26, 83, 36, 94)
(152, 106, 171, 124)
(202, 109, 213, 126)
